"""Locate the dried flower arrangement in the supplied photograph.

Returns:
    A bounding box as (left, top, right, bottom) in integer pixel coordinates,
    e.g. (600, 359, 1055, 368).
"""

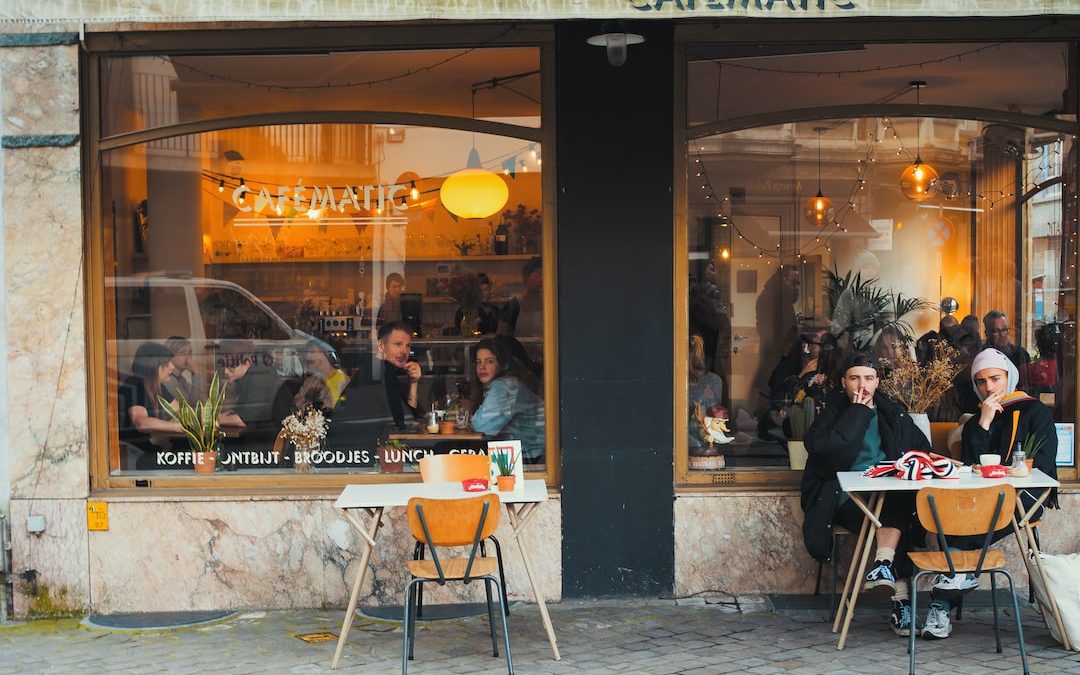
(879, 340, 964, 414)
(281, 404, 329, 453)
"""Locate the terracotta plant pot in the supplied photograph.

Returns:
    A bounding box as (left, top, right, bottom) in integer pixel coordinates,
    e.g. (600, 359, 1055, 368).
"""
(193, 451, 217, 474)
(497, 475, 516, 492)
(378, 446, 405, 474)
(1026, 458, 1035, 471)
(439, 420, 457, 435)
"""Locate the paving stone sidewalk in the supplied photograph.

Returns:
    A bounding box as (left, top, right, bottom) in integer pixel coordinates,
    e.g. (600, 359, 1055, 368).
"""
(1, 596, 1079, 674)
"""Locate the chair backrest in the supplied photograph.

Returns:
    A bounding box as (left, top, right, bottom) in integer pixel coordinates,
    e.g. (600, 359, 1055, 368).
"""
(407, 495, 501, 547)
(929, 422, 958, 458)
(915, 485, 1016, 536)
(419, 453, 490, 482)
(406, 495, 501, 583)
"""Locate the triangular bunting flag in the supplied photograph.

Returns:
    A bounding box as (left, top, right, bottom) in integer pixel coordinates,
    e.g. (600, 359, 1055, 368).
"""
(502, 157, 517, 179)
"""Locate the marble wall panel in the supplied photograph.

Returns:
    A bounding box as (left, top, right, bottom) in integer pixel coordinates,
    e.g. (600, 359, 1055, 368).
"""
(4, 146, 88, 500)
(9, 498, 90, 617)
(674, 490, 1080, 597)
(88, 497, 561, 614)
(0, 45, 79, 136)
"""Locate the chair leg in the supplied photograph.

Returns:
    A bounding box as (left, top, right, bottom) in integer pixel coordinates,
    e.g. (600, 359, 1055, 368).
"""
(408, 580, 419, 660)
(909, 570, 924, 675)
(414, 543, 426, 618)
(489, 536, 511, 616)
(990, 572, 1002, 653)
(485, 574, 499, 657)
(1001, 570, 1031, 675)
(1028, 527, 1040, 604)
(402, 580, 418, 675)
(489, 574, 515, 675)
(828, 530, 839, 621)
(955, 593, 964, 621)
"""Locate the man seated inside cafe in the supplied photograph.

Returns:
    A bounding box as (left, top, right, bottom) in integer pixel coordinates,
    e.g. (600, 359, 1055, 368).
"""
(921, 348, 1061, 639)
(377, 320, 424, 429)
(802, 353, 932, 637)
(981, 309, 1031, 389)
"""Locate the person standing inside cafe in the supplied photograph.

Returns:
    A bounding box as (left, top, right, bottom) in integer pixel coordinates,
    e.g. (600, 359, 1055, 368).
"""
(921, 348, 1061, 640)
(497, 257, 543, 338)
(801, 353, 931, 638)
(377, 320, 423, 429)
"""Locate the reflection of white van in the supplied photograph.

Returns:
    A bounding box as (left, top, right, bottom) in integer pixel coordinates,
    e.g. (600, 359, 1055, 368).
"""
(109, 274, 331, 430)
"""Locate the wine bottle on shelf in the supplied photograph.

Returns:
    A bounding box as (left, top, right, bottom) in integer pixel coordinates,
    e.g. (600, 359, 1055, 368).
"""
(494, 222, 509, 255)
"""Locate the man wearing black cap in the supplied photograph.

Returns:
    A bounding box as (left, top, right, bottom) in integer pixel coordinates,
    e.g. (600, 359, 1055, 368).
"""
(801, 352, 932, 636)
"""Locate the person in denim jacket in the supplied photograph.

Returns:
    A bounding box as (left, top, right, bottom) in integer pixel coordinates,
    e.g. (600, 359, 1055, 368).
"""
(468, 337, 545, 464)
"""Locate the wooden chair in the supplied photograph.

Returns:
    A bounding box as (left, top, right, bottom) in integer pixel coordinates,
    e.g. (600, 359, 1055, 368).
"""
(928, 422, 958, 458)
(907, 486, 1029, 675)
(416, 454, 510, 616)
(402, 495, 514, 674)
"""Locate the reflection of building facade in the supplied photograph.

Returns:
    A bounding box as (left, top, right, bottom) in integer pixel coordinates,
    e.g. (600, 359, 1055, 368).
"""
(1, 8, 1079, 618)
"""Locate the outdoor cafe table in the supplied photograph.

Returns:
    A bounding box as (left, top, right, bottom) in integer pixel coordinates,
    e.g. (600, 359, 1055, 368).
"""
(330, 479, 560, 669)
(833, 469, 1070, 651)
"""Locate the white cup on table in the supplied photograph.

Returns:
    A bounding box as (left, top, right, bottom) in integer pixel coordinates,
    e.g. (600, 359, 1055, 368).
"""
(979, 453, 1001, 466)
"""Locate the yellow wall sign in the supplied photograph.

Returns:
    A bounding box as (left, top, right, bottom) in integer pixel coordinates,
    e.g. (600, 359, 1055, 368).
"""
(87, 502, 109, 531)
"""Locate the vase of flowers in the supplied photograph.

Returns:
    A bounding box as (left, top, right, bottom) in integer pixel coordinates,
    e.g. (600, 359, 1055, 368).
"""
(376, 439, 411, 474)
(880, 339, 964, 443)
(448, 270, 483, 335)
(160, 372, 226, 475)
(502, 204, 542, 254)
(280, 404, 329, 474)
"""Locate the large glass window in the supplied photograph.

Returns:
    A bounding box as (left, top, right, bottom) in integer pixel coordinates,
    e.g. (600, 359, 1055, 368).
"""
(682, 40, 1079, 484)
(97, 46, 548, 479)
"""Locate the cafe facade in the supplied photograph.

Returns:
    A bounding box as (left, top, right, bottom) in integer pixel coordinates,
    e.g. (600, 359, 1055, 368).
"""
(1, 1, 1079, 618)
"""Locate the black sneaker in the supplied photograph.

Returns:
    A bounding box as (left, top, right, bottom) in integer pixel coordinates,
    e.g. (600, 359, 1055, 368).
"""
(864, 560, 897, 591)
(890, 600, 919, 637)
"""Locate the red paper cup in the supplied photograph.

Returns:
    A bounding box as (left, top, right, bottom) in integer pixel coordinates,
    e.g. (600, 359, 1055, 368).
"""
(980, 464, 1008, 478)
(462, 478, 489, 492)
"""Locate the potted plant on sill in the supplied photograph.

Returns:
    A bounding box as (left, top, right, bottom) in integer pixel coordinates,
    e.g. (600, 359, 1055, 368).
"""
(375, 438, 411, 474)
(159, 372, 226, 475)
(492, 447, 519, 492)
(784, 395, 816, 470)
(879, 339, 964, 444)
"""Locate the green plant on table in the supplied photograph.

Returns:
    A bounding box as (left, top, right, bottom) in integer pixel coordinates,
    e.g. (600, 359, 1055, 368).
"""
(159, 372, 226, 453)
(492, 448, 518, 477)
(1021, 434, 1046, 460)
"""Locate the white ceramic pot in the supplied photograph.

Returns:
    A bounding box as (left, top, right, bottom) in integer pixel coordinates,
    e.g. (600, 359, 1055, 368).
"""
(909, 412, 932, 445)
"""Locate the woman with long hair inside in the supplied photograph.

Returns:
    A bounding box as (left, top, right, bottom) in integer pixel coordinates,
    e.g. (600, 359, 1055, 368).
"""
(118, 341, 183, 468)
(468, 337, 545, 464)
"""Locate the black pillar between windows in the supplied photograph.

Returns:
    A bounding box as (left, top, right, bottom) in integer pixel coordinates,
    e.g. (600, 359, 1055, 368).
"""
(556, 21, 675, 596)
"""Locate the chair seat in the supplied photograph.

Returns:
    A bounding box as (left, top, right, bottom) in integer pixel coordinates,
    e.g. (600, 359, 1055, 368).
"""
(909, 549, 1006, 573)
(408, 556, 499, 580)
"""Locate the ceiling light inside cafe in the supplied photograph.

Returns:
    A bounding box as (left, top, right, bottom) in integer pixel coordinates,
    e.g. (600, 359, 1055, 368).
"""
(440, 147, 509, 219)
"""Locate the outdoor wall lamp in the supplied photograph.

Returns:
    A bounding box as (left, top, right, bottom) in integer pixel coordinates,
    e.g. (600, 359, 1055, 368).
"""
(586, 21, 644, 67)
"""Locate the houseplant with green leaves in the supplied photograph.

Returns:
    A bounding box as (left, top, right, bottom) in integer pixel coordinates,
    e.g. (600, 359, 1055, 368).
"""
(159, 372, 227, 474)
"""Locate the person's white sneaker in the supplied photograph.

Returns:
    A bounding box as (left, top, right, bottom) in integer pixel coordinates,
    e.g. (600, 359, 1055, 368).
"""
(922, 603, 953, 640)
(932, 573, 980, 592)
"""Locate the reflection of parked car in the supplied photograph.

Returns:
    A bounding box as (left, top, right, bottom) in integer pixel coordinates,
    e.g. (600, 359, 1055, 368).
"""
(109, 273, 334, 435)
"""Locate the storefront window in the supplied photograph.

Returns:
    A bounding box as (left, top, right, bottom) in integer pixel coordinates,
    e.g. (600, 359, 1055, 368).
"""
(682, 40, 1079, 483)
(96, 47, 547, 479)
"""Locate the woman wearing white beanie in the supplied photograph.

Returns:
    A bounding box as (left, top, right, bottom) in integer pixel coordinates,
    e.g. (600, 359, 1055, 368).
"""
(920, 347, 1058, 640)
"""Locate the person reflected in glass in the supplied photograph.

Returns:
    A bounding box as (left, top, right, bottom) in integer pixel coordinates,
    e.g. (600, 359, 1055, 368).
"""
(377, 320, 423, 429)
(164, 335, 197, 402)
(376, 272, 405, 325)
(454, 272, 500, 335)
(467, 337, 545, 464)
(689, 334, 726, 451)
(294, 343, 350, 412)
(802, 353, 931, 638)
(981, 309, 1030, 389)
(215, 340, 252, 429)
(118, 341, 184, 469)
(497, 257, 543, 338)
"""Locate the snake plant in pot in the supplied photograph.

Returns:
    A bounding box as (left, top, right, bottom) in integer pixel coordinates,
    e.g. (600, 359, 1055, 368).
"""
(160, 372, 227, 474)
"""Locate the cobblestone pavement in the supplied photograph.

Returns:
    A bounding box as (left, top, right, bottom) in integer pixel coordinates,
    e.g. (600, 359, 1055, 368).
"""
(2, 596, 1080, 674)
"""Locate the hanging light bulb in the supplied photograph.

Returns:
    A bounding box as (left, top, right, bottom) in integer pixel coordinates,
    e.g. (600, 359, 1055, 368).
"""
(410, 180, 419, 201)
(804, 127, 833, 227)
(217, 179, 225, 193)
(440, 147, 509, 219)
(900, 81, 938, 202)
